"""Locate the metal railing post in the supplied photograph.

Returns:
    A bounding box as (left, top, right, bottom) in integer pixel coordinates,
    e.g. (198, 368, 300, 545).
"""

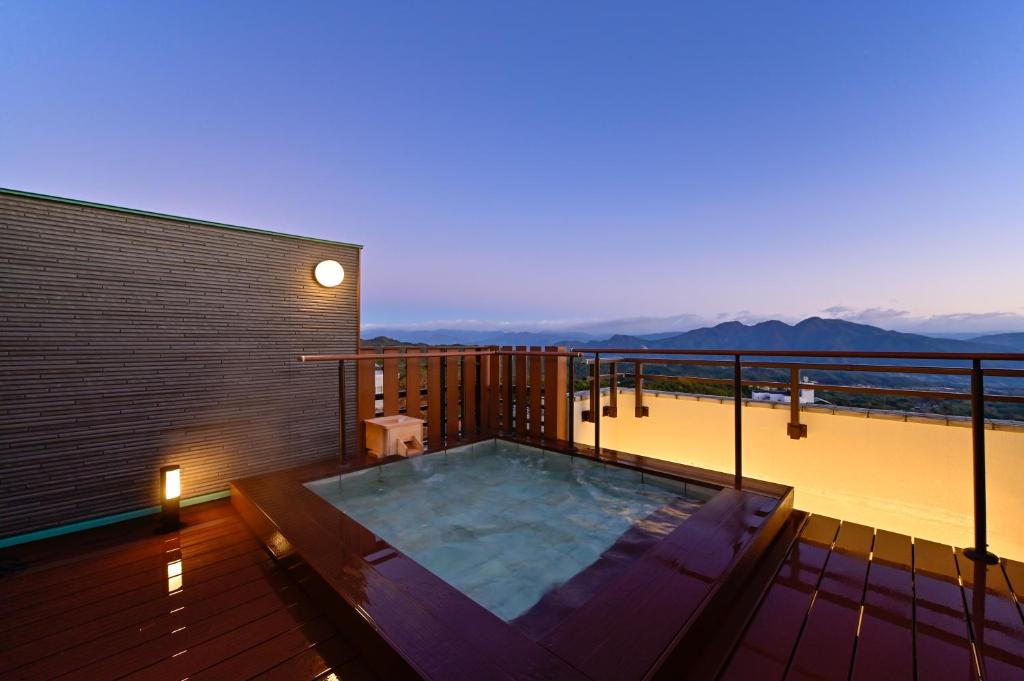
(593, 352, 601, 455)
(965, 359, 998, 564)
(734, 354, 742, 490)
(567, 356, 576, 451)
(338, 359, 347, 463)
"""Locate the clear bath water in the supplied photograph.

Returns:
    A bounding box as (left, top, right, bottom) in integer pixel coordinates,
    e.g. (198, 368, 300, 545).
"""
(305, 440, 712, 622)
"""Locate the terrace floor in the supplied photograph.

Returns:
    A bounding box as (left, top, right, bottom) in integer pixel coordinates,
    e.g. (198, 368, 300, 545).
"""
(719, 514, 1024, 681)
(1, 499, 1023, 680)
(0, 499, 375, 681)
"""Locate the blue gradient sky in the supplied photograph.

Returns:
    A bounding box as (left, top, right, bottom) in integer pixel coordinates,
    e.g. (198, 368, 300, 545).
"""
(3, 2, 1023, 333)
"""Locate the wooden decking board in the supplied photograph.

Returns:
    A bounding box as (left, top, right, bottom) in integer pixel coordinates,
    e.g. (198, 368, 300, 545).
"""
(0, 513, 245, 599)
(188, 615, 338, 680)
(783, 521, 874, 681)
(250, 634, 359, 681)
(0, 501, 239, 581)
(113, 596, 324, 681)
(955, 550, 1024, 680)
(998, 559, 1024, 626)
(849, 530, 915, 681)
(1, 516, 251, 611)
(4, 483, 1022, 681)
(721, 520, 1024, 681)
(2, 557, 288, 678)
(2, 532, 264, 630)
(2, 544, 275, 653)
(717, 514, 841, 681)
(0, 500, 377, 681)
(914, 539, 981, 681)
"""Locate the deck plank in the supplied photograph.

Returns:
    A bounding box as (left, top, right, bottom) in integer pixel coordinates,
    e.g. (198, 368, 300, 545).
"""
(0, 500, 377, 681)
(849, 530, 915, 681)
(955, 550, 1024, 681)
(913, 539, 980, 681)
(718, 514, 841, 681)
(249, 634, 360, 681)
(784, 521, 874, 681)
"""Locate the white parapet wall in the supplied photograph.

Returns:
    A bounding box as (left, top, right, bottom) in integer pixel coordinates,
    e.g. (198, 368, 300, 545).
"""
(574, 389, 1024, 561)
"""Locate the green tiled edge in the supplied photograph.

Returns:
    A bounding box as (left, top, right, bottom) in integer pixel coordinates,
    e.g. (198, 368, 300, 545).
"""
(0, 489, 232, 549)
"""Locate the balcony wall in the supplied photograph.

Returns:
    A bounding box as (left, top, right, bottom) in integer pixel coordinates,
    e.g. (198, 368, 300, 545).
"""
(574, 389, 1024, 560)
(0, 190, 360, 539)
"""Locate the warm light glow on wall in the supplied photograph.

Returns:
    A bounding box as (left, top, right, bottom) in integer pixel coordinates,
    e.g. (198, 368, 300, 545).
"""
(314, 260, 345, 287)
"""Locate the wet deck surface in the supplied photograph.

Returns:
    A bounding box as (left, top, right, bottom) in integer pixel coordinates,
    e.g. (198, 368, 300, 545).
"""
(719, 514, 1024, 681)
(3, 498, 1023, 681)
(0, 499, 375, 681)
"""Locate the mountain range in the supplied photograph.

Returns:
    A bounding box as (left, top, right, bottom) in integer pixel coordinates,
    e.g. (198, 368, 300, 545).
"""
(365, 317, 1024, 354)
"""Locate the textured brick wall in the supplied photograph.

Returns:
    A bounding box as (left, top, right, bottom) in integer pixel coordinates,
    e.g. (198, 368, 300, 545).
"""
(0, 191, 360, 538)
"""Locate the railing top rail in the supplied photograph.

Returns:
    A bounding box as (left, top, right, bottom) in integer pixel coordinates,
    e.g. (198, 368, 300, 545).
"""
(572, 347, 1024, 361)
(299, 350, 495, 362)
(299, 348, 582, 362)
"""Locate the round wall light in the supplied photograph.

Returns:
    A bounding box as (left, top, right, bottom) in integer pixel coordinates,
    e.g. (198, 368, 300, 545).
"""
(314, 260, 345, 287)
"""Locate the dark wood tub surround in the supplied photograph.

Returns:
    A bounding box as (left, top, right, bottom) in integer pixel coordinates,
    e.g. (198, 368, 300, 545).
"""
(231, 437, 795, 681)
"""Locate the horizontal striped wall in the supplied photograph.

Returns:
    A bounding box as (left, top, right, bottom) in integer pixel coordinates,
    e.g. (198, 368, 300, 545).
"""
(0, 192, 360, 538)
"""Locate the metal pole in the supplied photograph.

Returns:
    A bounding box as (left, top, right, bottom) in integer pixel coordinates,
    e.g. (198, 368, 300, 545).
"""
(567, 356, 576, 452)
(440, 353, 448, 446)
(593, 352, 601, 455)
(734, 354, 742, 490)
(338, 360, 347, 463)
(965, 359, 998, 564)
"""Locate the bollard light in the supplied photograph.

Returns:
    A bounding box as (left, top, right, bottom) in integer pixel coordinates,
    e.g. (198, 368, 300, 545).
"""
(160, 464, 181, 531)
(314, 260, 344, 287)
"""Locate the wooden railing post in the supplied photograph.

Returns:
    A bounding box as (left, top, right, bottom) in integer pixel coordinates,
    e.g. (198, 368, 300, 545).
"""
(604, 361, 618, 418)
(634, 360, 648, 418)
(356, 349, 375, 456)
(543, 346, 567, 442)
(787, 367, 808, 439)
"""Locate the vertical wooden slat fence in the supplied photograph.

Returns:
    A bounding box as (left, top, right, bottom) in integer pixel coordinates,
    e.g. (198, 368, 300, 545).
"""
(356, 348, 376, 453)
(544, 346, 568, 441)
(514, 345, 529, 434)
(406, 349, 423, 419)
(529, 345, 543, 437)
(464, 352, 477, 437)
(445, 349, 460, 441)
(500, 346, 512, 433)
(306, 346, 575, 458)
(427, 354, 443, 446)
(382, 347, 401, 415)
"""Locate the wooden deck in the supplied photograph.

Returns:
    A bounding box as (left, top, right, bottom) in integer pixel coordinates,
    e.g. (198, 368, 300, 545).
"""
(718, 514, 1024, 681)
(0, 499, 375, 681)
(3, 498, 1023, 680)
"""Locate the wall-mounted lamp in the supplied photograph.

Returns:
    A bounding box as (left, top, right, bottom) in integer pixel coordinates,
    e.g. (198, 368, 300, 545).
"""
(314, 260, 345, 287)
(160, 464, 181, 532)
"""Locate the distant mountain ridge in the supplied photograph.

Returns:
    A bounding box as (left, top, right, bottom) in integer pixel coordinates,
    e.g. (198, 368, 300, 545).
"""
(969, 332, 1024, 351)
(364, 317, 1023, 354)
(575, 317, 1019, 354)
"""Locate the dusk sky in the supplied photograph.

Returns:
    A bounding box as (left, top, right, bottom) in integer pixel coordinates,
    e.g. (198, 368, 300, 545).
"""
(3, 2, 1022, 334)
